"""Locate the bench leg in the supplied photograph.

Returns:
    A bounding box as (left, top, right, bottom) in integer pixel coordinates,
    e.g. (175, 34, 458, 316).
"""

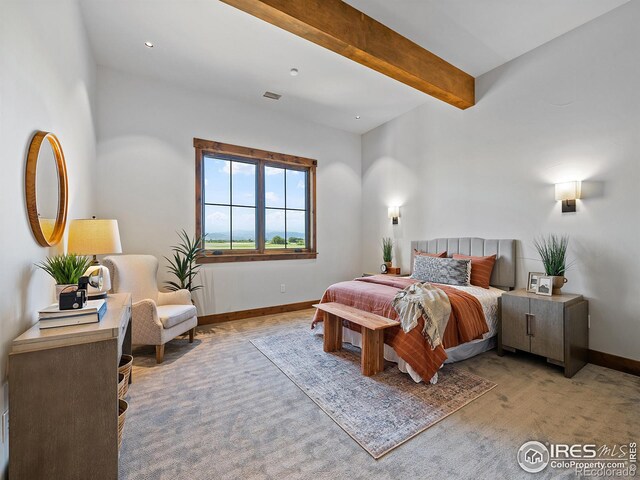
(323, 312, 342, 352)
(361, 328, 384, 376)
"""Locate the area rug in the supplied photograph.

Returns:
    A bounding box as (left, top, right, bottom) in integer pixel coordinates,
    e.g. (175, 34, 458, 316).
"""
(251, 331, 496, 459)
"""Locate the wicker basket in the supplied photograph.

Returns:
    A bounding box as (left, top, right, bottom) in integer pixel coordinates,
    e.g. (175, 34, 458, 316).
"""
(118, 399, 128, 451)
(118, 354, 133, 396)
(117, 373, 127, 399)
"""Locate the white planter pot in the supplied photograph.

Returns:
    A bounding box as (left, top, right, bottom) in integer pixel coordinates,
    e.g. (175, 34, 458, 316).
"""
(55, 284, 75, 300)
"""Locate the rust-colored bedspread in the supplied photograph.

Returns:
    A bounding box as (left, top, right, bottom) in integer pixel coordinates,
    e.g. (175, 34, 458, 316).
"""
(311, 275, 488, 381)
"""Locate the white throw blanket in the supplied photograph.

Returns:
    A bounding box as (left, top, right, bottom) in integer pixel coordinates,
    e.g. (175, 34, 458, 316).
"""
(391, 283, 452, 349)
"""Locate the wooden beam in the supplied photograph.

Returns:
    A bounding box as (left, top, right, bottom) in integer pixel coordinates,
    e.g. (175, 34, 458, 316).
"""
(220, 0, 475, 109)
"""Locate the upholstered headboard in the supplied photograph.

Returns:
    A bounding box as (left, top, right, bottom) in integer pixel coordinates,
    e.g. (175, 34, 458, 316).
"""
(410, 238, 516, 289)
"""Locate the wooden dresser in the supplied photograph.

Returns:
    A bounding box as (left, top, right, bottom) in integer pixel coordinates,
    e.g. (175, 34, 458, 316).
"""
(9, 293, 132, 480)
(498, 289, 588, 378)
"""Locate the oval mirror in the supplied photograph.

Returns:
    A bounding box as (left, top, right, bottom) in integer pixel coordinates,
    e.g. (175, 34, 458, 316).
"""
(25, 131, 68, 246)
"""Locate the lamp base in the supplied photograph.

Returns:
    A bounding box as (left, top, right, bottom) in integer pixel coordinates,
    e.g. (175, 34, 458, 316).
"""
(84, 265, 112, 299)
(88, 291, 108, 300)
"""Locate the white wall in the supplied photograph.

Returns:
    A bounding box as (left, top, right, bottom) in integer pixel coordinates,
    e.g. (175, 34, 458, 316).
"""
(94, 67, 362, 315)
(0, 0, 97, 475)
(361, 1, 640, 361)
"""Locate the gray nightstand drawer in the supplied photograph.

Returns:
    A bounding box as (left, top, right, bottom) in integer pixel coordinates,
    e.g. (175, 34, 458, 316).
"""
(501, 295, 530, 351)
(529, 298, 564, 362)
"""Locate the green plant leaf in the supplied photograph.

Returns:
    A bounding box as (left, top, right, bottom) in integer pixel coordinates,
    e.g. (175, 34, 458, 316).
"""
(381, 237, 393, 262)
(35, 254, 92, 284)
(164, 230, 207, 294)
(533, 234, 573, 276)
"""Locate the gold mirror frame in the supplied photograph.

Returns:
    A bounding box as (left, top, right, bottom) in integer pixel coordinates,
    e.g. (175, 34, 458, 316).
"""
(25, 131, 68, 247)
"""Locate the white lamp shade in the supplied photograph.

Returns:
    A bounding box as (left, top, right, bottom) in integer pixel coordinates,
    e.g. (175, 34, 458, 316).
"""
(387, 206, 400, 219)
(68, 219, 122, 255)
(555, 181, 581, 201)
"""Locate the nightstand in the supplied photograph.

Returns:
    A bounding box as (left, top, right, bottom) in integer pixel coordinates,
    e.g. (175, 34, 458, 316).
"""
(498, 289, 589, 378)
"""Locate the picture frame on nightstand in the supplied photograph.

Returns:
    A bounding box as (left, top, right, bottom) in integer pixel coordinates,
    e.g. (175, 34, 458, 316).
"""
(527, 272, 545, 292)
(535, 276, 553, 296)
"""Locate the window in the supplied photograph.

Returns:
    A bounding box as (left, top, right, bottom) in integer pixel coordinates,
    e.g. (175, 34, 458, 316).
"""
(194, 138, 317, 263)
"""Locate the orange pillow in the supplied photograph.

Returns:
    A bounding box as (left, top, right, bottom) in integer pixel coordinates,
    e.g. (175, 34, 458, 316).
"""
(452, 254, 497, 289)
(414, 249, 447, 258)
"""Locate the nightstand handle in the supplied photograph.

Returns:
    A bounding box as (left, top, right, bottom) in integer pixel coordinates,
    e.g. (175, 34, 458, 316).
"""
(526, 313, 535, 337)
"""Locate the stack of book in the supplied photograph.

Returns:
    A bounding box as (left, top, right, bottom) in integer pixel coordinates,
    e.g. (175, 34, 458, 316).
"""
(38, 299, 108, 329)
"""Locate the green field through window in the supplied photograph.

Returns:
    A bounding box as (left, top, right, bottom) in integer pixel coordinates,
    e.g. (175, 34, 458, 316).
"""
(204, 240, 306, 250)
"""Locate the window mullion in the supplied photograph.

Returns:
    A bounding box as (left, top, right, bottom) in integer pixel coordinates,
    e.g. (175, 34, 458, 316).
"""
(305, 170, 310, 250)
(229, 162, 233, 249)
(308, 167, 315, 251)
(257, 161, 265, 253)
(196, 148, 204, 245)
(283, 168, 288, 249)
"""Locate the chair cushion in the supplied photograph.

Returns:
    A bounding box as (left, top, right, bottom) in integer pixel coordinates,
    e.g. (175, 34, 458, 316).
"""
(156, 304, 197, 329)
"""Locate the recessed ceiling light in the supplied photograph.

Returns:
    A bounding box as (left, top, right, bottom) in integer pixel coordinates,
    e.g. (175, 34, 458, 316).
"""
(355, 115, 361, 120)
(290, 68, 299, 76)
(144, 41, 154, 48)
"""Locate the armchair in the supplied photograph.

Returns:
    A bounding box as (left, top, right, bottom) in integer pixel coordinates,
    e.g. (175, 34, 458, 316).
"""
(104, 255, 198, 363)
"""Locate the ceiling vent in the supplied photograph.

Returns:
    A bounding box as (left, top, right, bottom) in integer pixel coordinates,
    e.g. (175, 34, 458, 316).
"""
(263, 91, 282, 100)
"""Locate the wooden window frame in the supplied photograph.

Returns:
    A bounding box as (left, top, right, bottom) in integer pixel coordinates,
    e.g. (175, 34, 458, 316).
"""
(194, 138, 317, 263)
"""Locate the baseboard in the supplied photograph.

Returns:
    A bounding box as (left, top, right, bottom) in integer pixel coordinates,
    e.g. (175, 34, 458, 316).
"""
(198, 300, 320, 325)
(589, 349, 640, 377)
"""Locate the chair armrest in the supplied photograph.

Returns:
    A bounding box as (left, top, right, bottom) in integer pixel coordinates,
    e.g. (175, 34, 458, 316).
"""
(158, 289, 192, 306)
(131, 299, 163, 345)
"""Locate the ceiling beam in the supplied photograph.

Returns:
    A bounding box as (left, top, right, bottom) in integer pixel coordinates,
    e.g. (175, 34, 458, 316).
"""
(220, 0, 475, 109)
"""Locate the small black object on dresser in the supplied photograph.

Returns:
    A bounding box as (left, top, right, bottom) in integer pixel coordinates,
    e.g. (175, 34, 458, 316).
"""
(497, 289, 589, 378)
(58, 276, 90, 310)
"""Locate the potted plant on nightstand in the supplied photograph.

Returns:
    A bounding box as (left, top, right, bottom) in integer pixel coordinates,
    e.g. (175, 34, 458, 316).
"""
(382, 237, 393, 269)
(533, 234, 573, 294)
(35, 254, 92, 297)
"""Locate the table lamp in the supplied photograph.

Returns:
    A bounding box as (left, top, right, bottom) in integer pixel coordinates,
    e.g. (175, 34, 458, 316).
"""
(68, 218, 122, 299)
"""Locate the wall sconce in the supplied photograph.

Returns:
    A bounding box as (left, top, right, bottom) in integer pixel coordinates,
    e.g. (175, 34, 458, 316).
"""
(388, 206, 400, 224)
(555, 181, 581, 213)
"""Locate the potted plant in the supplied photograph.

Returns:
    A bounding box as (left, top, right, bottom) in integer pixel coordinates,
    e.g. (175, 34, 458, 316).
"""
(533, 234, 573, 294)
(382, 237, 393, 268)
(35, 254, 92, 297)
(165, 230, 206, 294)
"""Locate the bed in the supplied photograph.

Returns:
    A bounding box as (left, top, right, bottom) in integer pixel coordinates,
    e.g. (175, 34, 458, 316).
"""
(312, 237, 516, 383)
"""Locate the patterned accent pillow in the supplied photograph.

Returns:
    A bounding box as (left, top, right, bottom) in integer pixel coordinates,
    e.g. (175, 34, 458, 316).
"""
(411, 255, 471, 286)
(452, 254, 497, 289)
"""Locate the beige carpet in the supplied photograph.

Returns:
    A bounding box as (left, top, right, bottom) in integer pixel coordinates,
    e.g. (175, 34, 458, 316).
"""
(252, 331, 496, 458)
(121, 309, 640, 480)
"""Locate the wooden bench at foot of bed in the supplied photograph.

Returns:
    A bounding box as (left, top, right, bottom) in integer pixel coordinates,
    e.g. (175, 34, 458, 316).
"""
(313, 302, 400, 376)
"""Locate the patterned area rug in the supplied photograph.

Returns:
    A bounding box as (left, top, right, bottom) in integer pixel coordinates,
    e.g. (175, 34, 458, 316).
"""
(251, 331, 497, 459)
